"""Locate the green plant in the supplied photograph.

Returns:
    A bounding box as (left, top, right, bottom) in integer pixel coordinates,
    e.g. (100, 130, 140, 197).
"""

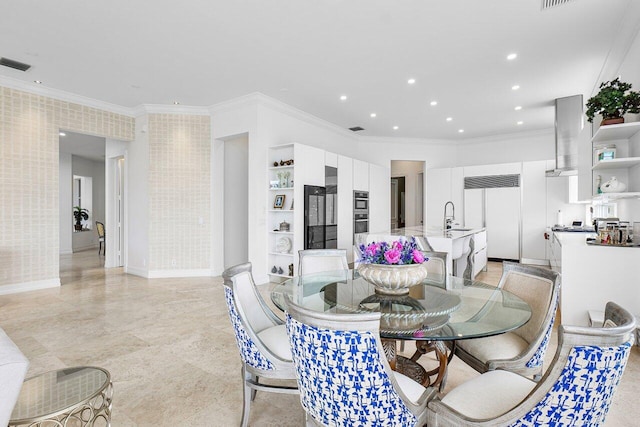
(73, 206, 89, 227)
(585, 78, 640, 123)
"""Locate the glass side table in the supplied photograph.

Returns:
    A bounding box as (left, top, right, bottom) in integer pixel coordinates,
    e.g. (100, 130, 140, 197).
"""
(9, 366, 113, 427)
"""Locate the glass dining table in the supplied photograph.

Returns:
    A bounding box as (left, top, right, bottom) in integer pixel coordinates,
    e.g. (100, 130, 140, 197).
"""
(271, 269, 531, 389)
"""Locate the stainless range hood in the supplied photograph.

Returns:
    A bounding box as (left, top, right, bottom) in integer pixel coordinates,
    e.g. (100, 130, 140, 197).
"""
(545, 94, 583, 177)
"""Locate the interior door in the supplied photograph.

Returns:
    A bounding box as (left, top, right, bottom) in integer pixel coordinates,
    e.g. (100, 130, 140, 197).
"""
(486, 187, 520, 260)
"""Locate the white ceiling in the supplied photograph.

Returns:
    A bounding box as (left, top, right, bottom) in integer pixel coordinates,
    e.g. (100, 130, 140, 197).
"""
(1, 0, 639, 140)
(59, 131, 105, 162)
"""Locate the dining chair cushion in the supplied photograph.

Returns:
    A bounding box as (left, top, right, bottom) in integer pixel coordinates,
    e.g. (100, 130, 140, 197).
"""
(392, 371, 427, 404)
(256, 324, 293, 361)
(439, 370, 536, 419)
(456, 331, 528, 363)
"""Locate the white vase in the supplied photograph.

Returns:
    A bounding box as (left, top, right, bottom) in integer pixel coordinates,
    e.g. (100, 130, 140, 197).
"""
(357, 263, 428, 295)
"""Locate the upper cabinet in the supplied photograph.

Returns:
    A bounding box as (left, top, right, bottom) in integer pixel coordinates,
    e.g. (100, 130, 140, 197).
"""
(353, 159, 369, 191)
(590, 121, 640, 200)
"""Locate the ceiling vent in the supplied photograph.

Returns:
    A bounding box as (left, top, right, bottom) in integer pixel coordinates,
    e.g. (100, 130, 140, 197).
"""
(349, 126, 365, 132)
(0, 57, 32, 72)
(541, 0, 575, 10)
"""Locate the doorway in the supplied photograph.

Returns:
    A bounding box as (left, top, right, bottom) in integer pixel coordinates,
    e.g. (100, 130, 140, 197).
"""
(390, 177, 405, 229)
(390, 161, 425, 229)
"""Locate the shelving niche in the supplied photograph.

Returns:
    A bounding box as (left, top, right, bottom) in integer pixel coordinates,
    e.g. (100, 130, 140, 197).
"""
(590, 121, 640, 201)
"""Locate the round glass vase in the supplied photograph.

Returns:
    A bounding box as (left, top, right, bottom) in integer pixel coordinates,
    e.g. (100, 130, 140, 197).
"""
(357, 263, 428, 296)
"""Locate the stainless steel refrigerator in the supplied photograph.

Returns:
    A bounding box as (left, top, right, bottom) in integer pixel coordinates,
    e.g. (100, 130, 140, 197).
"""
(463, 175, 521, 261)
(304, 168, 338, 249)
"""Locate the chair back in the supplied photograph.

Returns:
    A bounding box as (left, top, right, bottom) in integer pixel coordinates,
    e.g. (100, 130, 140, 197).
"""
(504, 301, 636, 425)
(285, 297, 420, 427)
(96, 221, 105, 238)
(0, 328, 29, 427)
(498, 262, 560, 369)
(421, 251, 448, 287)
(298, 249, 348, 276)
(222, 263, 283, 371)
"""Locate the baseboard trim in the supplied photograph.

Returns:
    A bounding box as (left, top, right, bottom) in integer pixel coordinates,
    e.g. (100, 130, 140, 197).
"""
(147, 269, 212, 279)
(0, 278, 61, 295)
(520, 258, 549, 266)
(125, 266, 149, 278)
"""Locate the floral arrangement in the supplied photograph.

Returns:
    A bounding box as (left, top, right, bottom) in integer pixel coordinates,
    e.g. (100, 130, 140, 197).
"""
(358, 237, 427, 265)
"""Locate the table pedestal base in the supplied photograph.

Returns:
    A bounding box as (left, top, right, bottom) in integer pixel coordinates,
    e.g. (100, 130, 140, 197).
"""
(410, 340, 451, 390)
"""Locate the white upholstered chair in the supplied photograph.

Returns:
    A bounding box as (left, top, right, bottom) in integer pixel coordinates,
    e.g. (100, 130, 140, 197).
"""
(298, 249, 348, 276)
(222, 262, 298, 427)
(454, 261, 560, 380)
(284, 296, 435, 426)
(427, 301, 636, 426)
(0, 328, 29, 426)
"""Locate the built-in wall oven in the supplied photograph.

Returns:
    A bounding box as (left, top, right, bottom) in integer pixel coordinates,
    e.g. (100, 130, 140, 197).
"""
(353, 190, 369, 243)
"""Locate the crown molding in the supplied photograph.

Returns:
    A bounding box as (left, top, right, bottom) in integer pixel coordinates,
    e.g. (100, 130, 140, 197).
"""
(455, 127, 554, 146)
(132, 104, 211, 117)
(210, 92, 359, 141)
(360, 135, 452, 146)
(0, 75, 136, 117)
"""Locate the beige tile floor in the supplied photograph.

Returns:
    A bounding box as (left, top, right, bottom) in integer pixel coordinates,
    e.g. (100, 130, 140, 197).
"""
(0, 251, 637, 426)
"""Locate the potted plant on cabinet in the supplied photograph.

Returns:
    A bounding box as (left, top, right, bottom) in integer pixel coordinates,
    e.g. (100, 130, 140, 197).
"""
(585, 78, 640, 125)
(73, 206, 89, 231)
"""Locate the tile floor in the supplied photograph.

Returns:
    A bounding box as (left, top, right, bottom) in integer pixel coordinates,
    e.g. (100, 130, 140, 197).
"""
(0, 251, 637, 426)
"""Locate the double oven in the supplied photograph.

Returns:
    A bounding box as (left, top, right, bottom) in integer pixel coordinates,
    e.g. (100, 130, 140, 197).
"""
(353, 191, 369, 241)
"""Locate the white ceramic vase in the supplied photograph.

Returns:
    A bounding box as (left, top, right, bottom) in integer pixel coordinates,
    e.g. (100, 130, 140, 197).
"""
(357, 263, 428, 295)
(601, 176, 626, 193)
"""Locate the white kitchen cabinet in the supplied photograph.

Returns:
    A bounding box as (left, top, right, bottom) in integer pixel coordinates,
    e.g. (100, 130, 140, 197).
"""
(521, 160, 548, 264)
(337, 155, 354, 261)
(369, 163, 391, 234)
(353, 159, 369, 191)
(325, 151, 338, 168)
(472, 230, 487, 277)
(426, 167, 463, 230)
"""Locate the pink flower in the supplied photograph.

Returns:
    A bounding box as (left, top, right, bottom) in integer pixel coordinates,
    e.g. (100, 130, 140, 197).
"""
(365, 243, 379, 257)
(412, 249, 425, 264)
(392, 240, 403, 250)
(384, 249, 401, 264)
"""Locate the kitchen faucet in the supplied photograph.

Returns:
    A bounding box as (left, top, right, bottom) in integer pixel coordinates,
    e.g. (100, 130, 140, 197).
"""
(443, 201, 455, 230)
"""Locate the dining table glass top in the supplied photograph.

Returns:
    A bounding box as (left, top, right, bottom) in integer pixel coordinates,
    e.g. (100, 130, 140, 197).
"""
(271, 269, 532, 341)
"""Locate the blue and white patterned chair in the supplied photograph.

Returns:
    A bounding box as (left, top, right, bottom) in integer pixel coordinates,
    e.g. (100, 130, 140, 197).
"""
(427, 301, 636, 426)
(222, 263, 298, 427)
(285, 295, 434, 427)
(454, 262, 561, 380)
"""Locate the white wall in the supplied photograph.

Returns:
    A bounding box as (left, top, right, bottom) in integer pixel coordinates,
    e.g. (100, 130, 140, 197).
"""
(59, 152, 73, 254)
(224, 134, 249, 268)
(106, 138, 129, 268)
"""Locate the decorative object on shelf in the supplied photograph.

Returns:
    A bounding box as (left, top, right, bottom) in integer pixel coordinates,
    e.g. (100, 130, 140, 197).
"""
(273, 194, 286, 209)
(277, 266, 284, 274)
(356, 237, 428, 295)
(595, 144, 616, 161)
(596, 175, 602, 194)
(601, 176, 626, 193)
(278, 221, 290, 232)
(273, 161, 279, 167)
(585, 78, 640, 125)
(288, 264, 294, 277)
(290, 198, 294, 210)
(276, 237, 292, 254)
(271, 265, 277, 273)
(279, 171, 290, 188)
(73, 206, 89, 231)
(278, 159, 294, 166)
(270, 180, 279, 189)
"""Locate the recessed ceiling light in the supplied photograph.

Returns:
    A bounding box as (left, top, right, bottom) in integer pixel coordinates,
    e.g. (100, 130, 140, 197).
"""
(507, 53, 518, 61)
(393, 126, 399, 130)
(340, 95, 347, 101)
(458, 129, 464, 133)
(517, 121, 524, 125)
(514, 106, 522, 111)
(34, 80, 42, 84)
(173, 101, 180, 105)
(59, 132, 66, 137)
(430, 101, 438, 106)
(512, 85, 520, 91)
(370, 113, 377, 118)
(446, 117, 453, 122)
(408, 78, 416, 85)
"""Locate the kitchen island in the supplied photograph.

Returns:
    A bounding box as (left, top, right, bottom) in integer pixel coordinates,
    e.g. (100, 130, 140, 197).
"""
(389, 226, 487, 278)
(550, 231, 640, 327)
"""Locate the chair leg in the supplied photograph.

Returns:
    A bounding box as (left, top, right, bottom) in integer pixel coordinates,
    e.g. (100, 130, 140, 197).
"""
(251, 375, 258, 401)
(241, 366, 252, 427)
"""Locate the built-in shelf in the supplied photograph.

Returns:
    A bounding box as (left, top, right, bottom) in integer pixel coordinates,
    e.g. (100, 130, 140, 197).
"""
(591, 121, 640, 143)
(268, 209, 293, 213)
(592, 157, 640, 170)
(269, 231, 293, 235)
(269, 187, 294, 191)
(592, 192, 640, 202)
(269, 165, 294, 170)
(268, 252, 294, 257)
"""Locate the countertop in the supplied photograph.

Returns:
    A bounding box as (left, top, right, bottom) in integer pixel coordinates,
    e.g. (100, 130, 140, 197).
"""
(391, 226, 485, 240)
